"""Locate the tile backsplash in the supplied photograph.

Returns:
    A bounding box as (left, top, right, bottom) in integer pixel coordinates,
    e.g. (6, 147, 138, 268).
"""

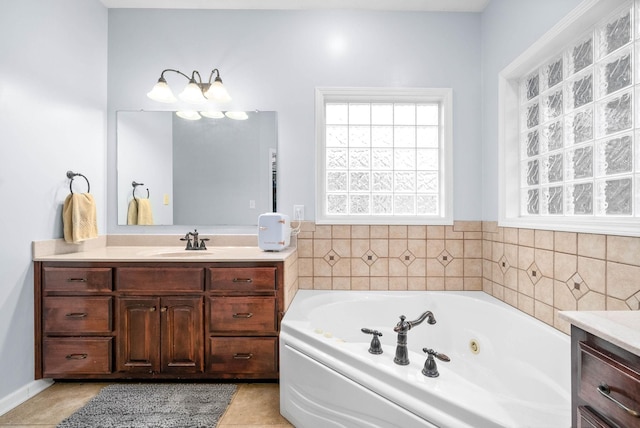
(295, 220, 640, 334)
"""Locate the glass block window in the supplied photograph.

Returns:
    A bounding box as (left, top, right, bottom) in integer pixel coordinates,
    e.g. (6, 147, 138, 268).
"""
(316, 88, 452, 224)
(518, 2, 640, 218)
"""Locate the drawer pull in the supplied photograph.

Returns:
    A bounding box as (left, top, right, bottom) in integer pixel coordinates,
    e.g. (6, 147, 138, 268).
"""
(598, 383, 640, 418)
(233, 353, 253, 360)
(65, 312, 87, 318)
(232, 278, 253, 283)
(65, 353, 88, 360)
(232, 312, 253, 319)
(66, 278, 87, 283)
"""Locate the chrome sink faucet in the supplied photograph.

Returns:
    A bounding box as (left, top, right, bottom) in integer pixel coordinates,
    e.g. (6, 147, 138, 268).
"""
(393, 311, 436, 365)
(181, 229, 209, 250)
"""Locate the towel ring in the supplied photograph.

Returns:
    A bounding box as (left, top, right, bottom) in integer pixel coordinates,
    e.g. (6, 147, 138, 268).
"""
(132, 181, 149, 201)
(66, 171, 90, 194)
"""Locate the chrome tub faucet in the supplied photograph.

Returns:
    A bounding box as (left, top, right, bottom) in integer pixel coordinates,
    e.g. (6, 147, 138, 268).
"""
(393, 311, 436, 365)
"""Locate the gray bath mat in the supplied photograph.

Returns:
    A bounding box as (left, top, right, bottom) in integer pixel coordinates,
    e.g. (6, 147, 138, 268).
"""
(57, 383, 237, 428)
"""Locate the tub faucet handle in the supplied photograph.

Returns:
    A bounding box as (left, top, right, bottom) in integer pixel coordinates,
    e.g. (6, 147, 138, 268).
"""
(361, 328, 383, 355)
(422, 348, 450, 378)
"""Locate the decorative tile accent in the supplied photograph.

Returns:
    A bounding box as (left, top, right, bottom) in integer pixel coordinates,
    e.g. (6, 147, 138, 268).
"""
(566, 272, 590, 299)
(527, 262, 541, 284)
(323, 250, 340, 266)
(625, 291, 640, 310)
(400, 250, 416, 266)
(361, 249, 378, 266)
(437, 250, 453, 267)
(498, 255, 510, 274)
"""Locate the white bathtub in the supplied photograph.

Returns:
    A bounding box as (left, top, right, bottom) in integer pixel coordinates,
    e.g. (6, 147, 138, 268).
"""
(279, 291, 570, 428)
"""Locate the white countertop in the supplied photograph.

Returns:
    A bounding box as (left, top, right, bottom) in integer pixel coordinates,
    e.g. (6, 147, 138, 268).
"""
(33, 245, 296, 263)
(559, 310, 640, 356)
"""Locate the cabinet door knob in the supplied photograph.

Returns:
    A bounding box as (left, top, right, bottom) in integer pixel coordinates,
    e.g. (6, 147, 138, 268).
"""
(149, 306, 157, 312)
(160, 307, 168, 312)
(598, 383, 640, 418)
(232, 312, 253, 318)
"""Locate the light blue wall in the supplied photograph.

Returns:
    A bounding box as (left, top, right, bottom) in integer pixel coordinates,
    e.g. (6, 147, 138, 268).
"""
(106, 9, 483, 232)
(480, 0, 583, 220)
(0, 0, 108, 407)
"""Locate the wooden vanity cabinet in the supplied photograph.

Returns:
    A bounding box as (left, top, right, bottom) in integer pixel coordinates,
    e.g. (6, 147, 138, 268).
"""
(571, 326, 640, 428)
(34, 260, 284, 380)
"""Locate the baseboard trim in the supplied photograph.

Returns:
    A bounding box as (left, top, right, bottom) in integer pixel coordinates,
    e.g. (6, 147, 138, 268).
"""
(0, 379, 54, 416)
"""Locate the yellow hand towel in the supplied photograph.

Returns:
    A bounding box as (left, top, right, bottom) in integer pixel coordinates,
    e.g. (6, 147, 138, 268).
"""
(63, 193, 98, 243)
(127, 199, 138, 225)
(136, 198, 154, 225)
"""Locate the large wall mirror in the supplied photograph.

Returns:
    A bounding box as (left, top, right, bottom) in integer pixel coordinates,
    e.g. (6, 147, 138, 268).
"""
(117, 110, 277, 226)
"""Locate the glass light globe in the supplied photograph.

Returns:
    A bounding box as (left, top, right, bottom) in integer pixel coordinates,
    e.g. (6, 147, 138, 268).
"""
(200, 111, 225, 119)
(204, 80, 232, 103)
(176, 111, 202, 120)
(147, 80, 177, 103)
(179, 82, 207, 104)
(225, 111, 249, 120)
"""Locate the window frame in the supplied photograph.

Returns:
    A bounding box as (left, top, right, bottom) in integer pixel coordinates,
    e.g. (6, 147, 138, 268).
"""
(315, 87, 453, 225)
(498, 0, 640, 236)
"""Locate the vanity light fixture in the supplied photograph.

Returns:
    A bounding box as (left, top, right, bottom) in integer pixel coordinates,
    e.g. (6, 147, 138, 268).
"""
(147, 68, 232, 104)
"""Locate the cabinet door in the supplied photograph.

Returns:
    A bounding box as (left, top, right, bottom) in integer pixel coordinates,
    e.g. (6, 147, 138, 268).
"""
(160, 297, 204, 374)
(117, 297, 160, 374)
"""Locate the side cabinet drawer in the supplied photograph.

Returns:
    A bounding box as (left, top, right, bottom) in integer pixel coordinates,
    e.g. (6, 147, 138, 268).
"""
(579, 342, 640, 428)
(208, 267, 276, 291)
(209, 297, 276, 333)
(44, 297, 112, 334)
(43, 337, 112, 376)
(43, 267, 112, 292)
(208, 337, 277, 374)
(116, 267, 204, 292)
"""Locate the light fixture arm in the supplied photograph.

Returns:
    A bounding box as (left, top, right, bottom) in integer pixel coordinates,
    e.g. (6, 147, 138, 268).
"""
(207, 68, 222, 84)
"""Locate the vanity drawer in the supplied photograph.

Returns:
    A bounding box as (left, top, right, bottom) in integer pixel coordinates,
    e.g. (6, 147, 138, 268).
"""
(44, 296, 112, 334)
(43, 337, 112, 376)
(209, 297, 276, 333)
(208, 337, 277, 374)
(116, 267, 204, 292)
(578, 342, 640, 428)
(577, 406, 613, 428)
(208, 267, 276, 291)
(43, 267, 112, 292)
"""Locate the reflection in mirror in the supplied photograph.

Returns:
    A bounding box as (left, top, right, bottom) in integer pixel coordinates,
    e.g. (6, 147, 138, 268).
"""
(117, 111, 277, 226)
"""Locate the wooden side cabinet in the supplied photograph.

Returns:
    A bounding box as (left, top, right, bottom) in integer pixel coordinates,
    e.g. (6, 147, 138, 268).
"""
(34, 260, 284, 380)
(571, 325, 640, 428)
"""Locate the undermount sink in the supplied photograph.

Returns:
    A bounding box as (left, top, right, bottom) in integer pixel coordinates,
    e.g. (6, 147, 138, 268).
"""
(156, 251, 216, 257)
(139, 248, 219, 258)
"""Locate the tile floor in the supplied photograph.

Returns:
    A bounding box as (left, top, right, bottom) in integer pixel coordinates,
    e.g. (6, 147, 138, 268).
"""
(0, 382, 294, 428)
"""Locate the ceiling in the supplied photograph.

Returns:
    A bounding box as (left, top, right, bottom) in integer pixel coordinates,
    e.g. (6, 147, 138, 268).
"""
(99, 0, 489, 12)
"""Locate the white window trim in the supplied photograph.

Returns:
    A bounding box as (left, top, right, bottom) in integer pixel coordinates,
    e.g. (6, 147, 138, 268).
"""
(315, 87, 453, 225)
(498, 0, 640, 237)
